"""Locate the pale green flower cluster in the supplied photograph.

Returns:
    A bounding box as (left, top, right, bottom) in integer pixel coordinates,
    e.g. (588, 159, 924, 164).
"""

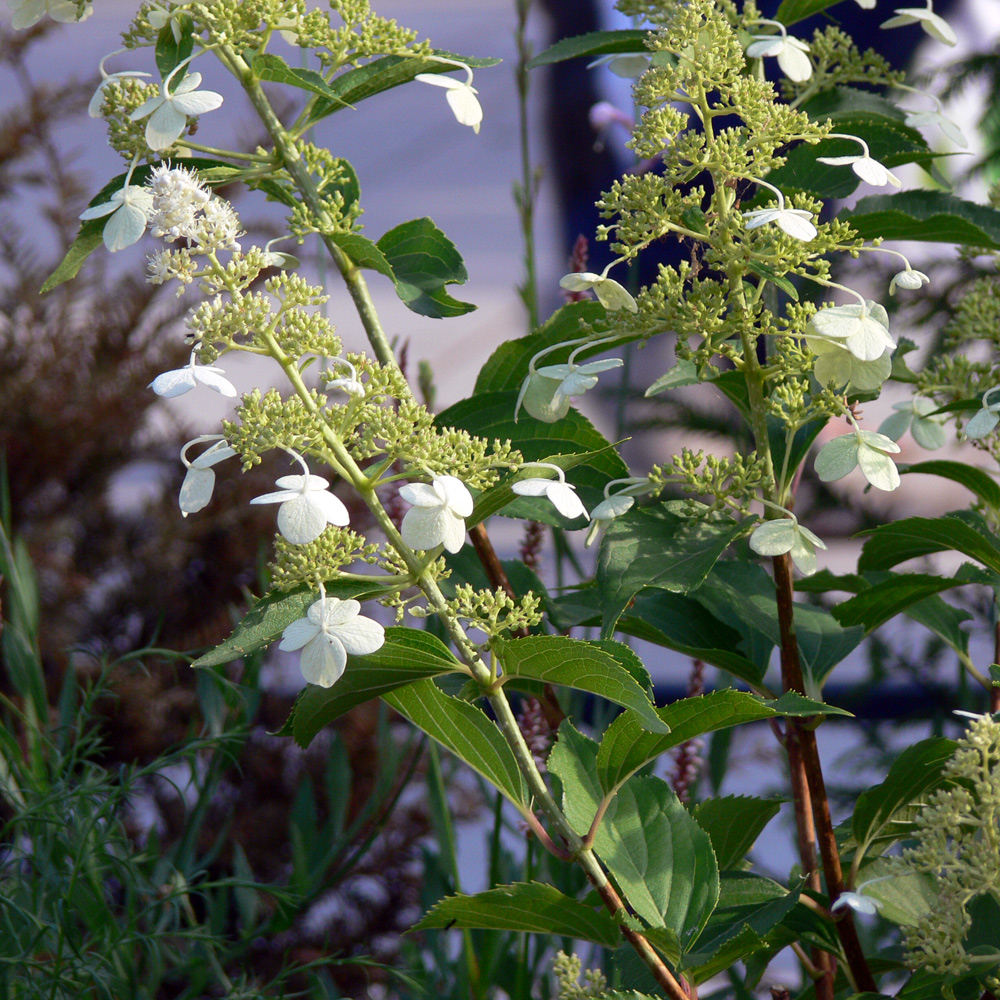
(552, 951, 609, 1000)
(410, 585, 543, 643)
(898, 714, 1000, 975)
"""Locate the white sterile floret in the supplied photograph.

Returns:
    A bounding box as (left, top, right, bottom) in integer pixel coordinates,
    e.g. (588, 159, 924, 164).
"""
(879, 397, 946, 450)
(279, 596, 385, 689)
(414, 61, 482, 134)
(745, 21, 812, 82)
(964, 387, 1000, 439)
(148, 1, 184, 43)
(325, 358, 365, 397)
(89, 51, 151, 118)
(889, 267, 931, 294)
(902, 109, 967, 147)
(251, 466, 350, 545)
(512, 465, 588, 520)
(817, 135, 901, 188)
(831, 891, 880, 916)
(742, 185, 817, 241)
(399, 475, 473, 554)
(807, 300, 894, 362)
(814, 423, 902, 491)
(79, 158, 153, 253)
(178, 436, 236, 516)
(749, 517, 827, 576)
(558, 270, 638, 313)
(585, 494, 635, 548)
(130, 67, 224, 151)
(149, 349, 238, 398)
(10, 0, 91, 29)
(881, 0, 957, 45)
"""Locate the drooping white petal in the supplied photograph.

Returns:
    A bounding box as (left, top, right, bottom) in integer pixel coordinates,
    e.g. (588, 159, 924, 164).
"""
(911, 414, 947, 450)
(178, 466, 216, 515)
(857, 440, 901, 491)
(815, 435, 861, 482)
(559, 272, 603, 292)
(299, 632, 348, 687)
(745, 36, 786, 58)
(547, 482, 588, 520)
(249, 487, 299, 505)
(592, 277, 638, 312)
(889, 268, 930, 294)
(438, 510, 467, 552)
(399, 482, 443, 508)
(444, 84, 482, 132)
(832, 892, 880, 915)
(511, 478, 551, 498)
(965, 407, 1000, 439)
(277, 493, 332, 544)
(436, 475, 474, 517)
(192, 365, 238, 397)
(789, 531, 821, 576)
(171, 89, 225, 117)
(775, 209, 818, 241)
(519, 372, 569, 422)
(749, 519, 797, 557)
(776, 38, 812, 82)
(278, 617, 321, 652)
(149, 366, 197, 397)
(102, 201, 149, 252)
(145, 101, 188, 150)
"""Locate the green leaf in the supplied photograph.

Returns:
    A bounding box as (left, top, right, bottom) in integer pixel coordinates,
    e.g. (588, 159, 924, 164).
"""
(42, 157, 245, 292)
(644, 359, 701, 397)
(852, 737, 957, 852)
(596, 691, 849, 796)
(435, 391, 629, 519)
(690, 797, 781, 870)
(498, 635, 667, 733)
(155, 14, 194, 81)
(844, 191, 1000, 250)
(414, 882, 622, 947)
(474, 300, 613, 395)
(832, 572, 976, 632)
(328, 232, 393, 278)
(527, 29, 651, 68)
(620, 590, 766, 686)
(251, 52, 351, 108)
(305, 50, 501, 127)
(376, 217, 474, 318)
(745, 261, 799, 301)
(284, 628, 462, 748)
(549, 723, 719, 945)
(596, 506, 749, 638)
(681, 873, 800, 981)
(858, 511, 1000, 575)
(191, 579, 391, 668)
(383, 678, 528, 808)
(775, 0, 839, 25)
(900, 460, 1000, 511)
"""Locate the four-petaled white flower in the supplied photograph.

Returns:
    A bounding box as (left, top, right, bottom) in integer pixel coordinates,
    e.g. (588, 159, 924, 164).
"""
(279, 595, 385, 688)
(558, 265, 638, 313)
(149, 349, 238, 398)
(399, 475, 473, 553)
(147, 1, 184, 43)
(10, 0, 91, 30)
(89, 50, 150, 118)
(815, 420, 902, 491)
(414, 61, 482, 134)
(879, 396, 946, 450)
(889, 267, 930, 295)
(882, 0, 957, 45)
(749, 516, 827, 576)
(964, 387, 1000, 440)
(79, 156, 153, 253)
(512, 465, 588, 521)
(742, 181, 817, 241)
(585, 494, 635, 548)
(745, 21, 812, 82)
(807, 300, 895, 362)
(178, 436, 236, 516)
(817, 134, 901, 188)
(131, 64, 224, 151)
(251, 460, 350, 545)
(516, 355, 623, 423)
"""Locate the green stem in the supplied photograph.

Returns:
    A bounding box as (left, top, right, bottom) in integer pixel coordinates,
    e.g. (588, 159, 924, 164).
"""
(218, 44, 400, 372)
(514, 0, 539, 330)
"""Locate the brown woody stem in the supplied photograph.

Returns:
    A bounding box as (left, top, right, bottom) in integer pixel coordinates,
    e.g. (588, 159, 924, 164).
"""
(772, 552, 877, 994)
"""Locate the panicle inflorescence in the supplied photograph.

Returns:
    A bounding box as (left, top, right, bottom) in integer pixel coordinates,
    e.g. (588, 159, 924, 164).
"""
(552, 951, 609, 1000)
(224, 388, 331, 470)
(287, 142, 364, 238)
(782, 25, 903, 101)
(100, 77, 161, 161)
(896, 714, 1000, 975)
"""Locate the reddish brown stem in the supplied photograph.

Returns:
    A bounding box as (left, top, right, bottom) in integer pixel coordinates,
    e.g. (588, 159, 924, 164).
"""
(772, 553, 877, 995)
(468, 522, 565, 728)
(991, 617, 1000, 715)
